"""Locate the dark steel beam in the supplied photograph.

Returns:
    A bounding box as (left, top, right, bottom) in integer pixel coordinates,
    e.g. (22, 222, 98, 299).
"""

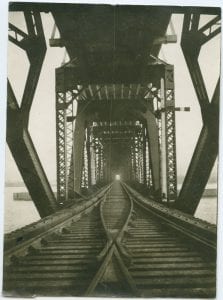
(176, 12, 220, 214)
(56, 64, 164, 87)
(21, 12, 47, 125)
(9, 12, 47, 126)
(175, 79, 219, 214)
(142, 103, 161, 196)
(86, 126, 92, 187)
(7, 12, 57, 217)
(73, 103, 87, 193)
(8, 23, 29, 50)
(7, 82, 58, 217)
(161, 65, 177, 203)
(56, 90, 75, 203)
(181, 14, 209, 122)
(181, 13, 221, 123)
(198, 15, 221, 45)
(9, 3, 220, 16)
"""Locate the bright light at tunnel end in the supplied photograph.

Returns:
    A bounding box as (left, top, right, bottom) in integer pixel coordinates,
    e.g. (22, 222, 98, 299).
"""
(115, 174, 121, 180)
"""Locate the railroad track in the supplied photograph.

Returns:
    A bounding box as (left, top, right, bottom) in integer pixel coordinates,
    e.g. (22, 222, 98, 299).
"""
(123, 203, 216, 297)
(4, 209, 106, 296)
(3, 181, 217, 297)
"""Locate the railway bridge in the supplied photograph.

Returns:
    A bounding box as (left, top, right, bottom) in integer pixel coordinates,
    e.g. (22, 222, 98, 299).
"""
(4, 3, 220, 298)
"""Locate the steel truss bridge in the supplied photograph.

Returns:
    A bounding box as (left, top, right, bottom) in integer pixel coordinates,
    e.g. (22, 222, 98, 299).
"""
(5, 3, 220, 298)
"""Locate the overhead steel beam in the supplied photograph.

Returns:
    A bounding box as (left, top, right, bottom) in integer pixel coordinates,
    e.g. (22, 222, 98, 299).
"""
(7, 12, 57, 217)
(55, 63, 164, 87)
(9, 2, 220, 16)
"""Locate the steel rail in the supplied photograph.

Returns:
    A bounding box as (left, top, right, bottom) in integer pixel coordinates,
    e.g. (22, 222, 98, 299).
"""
(85, 182, 139, 296)
(4, 184, 112, 265)
(120, 182, 216, 298)
(122, 182, 216, 252)
(4, 181, 216, 297)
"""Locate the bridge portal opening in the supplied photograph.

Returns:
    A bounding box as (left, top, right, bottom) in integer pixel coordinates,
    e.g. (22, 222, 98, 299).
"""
(115, 174, 121, 180)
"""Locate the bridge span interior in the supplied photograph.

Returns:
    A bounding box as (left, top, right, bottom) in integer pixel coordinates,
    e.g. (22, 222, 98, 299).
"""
(4, 3, 220, 298)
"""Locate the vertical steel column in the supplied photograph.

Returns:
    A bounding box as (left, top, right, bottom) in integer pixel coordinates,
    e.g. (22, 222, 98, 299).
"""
(148, 154, 153, 189)
(81, 136, 88, 188)
(96, 138, 104, 182)
(143, 102, 161, 196)
(125, 144, 132, 182)
(131, 138, 136, 182)
(86, 126, 92, 187)
(135, 136, 139, 182)
(91, 149, 96, 185)
(95, 137, 100, 183)
(138, 131, 144, 184)
(144, 126, 153, 189)
(56, 91, 67, 203)
(56, 90, 75, 203)
(142, 126, 147, 185)
(100, 140, 104, 181)
(160, 65, 177, 203)
(98, 147, 102, 182)
(66, 92, 75, 196)
(72, 103, 86, 193)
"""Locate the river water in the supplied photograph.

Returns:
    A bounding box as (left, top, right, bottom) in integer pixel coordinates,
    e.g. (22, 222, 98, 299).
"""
(3, 186, 217, 234)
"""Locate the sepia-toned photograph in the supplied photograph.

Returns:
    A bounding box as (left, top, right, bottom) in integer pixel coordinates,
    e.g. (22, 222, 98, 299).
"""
(2, 1, 221, 298)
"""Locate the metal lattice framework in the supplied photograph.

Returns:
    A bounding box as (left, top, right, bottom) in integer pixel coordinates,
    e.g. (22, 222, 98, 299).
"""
(66, 92, 75, 194)
(130, 139, 136, 181)
(94, 137, 104, 183)
(165, 100, 177, 200)
(56, 90, 76, 203)
(56, 92, 67, 203)
(81, 138, 89, 188)
(162, 66, 177, 202)
(128, 123, 152, 185)
(143, 82, 161, 192)
(144, 66, 177, 202)
(56, 64, 177, 203)
(145, 130, 153, 187)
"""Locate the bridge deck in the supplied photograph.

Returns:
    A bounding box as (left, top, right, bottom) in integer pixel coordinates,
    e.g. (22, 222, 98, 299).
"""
(3, 182, 216, 297)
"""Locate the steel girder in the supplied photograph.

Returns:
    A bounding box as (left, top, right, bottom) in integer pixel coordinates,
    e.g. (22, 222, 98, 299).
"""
(55, 63, 177, 203)
(56, 90, 75, 203)
(127, 123, 152, 186)
(93, 137, 104, 183)
(92, 122, 139, 183)
(142, 103, 161, 196)
(81, 138, 89, 188)
(71, 103, 87, 194)
(161, 65, 177, 203)
(7, 12, 57, 217)
(175, 13, 220, 214)
(86, 127, 92, 187)
(140, 66, 177, 203)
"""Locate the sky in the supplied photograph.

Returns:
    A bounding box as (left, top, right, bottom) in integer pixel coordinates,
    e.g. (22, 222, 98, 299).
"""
(5, 10, 220, 185)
